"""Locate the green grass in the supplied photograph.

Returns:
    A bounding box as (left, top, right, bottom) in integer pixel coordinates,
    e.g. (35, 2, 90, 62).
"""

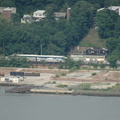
(79, 28, 106, 47)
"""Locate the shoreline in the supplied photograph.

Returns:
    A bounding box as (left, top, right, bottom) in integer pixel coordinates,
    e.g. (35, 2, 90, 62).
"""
(1, 82, 120, 97)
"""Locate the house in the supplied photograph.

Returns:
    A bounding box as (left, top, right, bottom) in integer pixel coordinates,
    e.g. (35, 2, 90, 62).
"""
(97, 6, 120, 15)
(33, 10, 66, 21)
(0, 7, 16, 19)
(54, 12, 66, 20)
(70, 47, 108, 63)
(70, 47, 108, 56)
(21, 15, 33, 23)
(108, 6, 120, 15)
(33, 10, 46, 21)
(21, 8, 71, 23)
(86, 47, 108, 55)
(70, 47, 90, 55)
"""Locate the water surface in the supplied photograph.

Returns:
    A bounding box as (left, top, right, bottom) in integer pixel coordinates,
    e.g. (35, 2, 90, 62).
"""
(0, 87, 120, 120)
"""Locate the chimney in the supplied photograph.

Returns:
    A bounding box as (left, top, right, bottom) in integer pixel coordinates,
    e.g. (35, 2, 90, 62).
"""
(67, 8, 71, 20)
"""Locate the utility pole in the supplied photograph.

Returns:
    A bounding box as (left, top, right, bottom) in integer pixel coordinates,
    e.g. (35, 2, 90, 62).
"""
(3, 42, 5, 56)
(40, 42, 42, 55)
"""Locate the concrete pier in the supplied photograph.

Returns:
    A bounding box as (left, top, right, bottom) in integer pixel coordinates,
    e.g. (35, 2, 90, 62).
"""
(30, 88, 74, 94)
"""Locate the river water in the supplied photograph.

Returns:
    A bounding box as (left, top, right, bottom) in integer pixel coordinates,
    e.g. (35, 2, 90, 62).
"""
(0, 86, 120, 120)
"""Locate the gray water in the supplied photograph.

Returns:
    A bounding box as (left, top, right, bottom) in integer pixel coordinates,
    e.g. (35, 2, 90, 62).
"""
(0, 87, 120, 120)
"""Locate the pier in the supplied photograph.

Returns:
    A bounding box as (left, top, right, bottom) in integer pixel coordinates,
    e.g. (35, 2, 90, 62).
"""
(30, 88, 73, 94)
(5, 84, 35, 93)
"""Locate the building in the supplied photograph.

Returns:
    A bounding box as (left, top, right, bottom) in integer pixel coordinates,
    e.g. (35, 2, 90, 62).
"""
(97, 6, 120, 15)
(70, 47, 108, 63)
(86, 47, 108, 55)
(21, 8, 71, 23)
(21, 15, 33, 23)
(70, 47, 108, 56)
(54, 12, 66, 20)
(108, 6, 120, 15)
(33, 10, 46, 21)
(70, 54, 106, 63)
(0, 7, 16, 19)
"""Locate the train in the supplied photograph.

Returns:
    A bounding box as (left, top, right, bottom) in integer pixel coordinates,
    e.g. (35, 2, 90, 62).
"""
(12, 54, 66, 62)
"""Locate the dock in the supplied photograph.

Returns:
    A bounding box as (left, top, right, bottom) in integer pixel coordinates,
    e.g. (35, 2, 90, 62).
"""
(5, 84, 35, 93)
(30, 88, 74, 94)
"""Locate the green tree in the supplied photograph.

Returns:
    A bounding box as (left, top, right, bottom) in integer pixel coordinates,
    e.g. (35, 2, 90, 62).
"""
(96, 9, 119, 39)
(114, 17, 120, 38)
(107, 55, 118, 68)
(104, 0, 120, 7)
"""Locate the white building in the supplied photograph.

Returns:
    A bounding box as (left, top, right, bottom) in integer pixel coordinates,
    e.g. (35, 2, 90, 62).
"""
(108, 6, 120, 15)
(97, 6, 120, 15)
(33, 10, 46, 21)
(21, 15, 32, 23)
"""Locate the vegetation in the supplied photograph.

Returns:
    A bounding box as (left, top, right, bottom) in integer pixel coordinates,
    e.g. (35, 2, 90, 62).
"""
(61, 73, 66, 76)
(0, 56, 29, 67)
(74, 83, 120, 94)
(92, 73, 97, 76)
(55, 74, 59, 78)
(0, 0, 120, 68)
(95, 9, 120, 68)
(77, 83, 91, 90)
(57, 84, 68, 88)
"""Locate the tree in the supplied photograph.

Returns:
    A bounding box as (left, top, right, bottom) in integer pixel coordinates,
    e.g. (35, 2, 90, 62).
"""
(96, 9, 119, 39)
(114, 17, 120, 38)
(106, 37, 120, 52)
(107, 55, 118, 68)
(69, 1, 94, 49)
(104, 0, 120, 7)
(44, 4, 56, 26)
(106, 37, 120, 67)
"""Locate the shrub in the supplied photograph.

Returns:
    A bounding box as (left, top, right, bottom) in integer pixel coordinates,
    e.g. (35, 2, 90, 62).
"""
(53, 81, 56, 84)
(78, 83, 91, 90)
(61, 73, 66, 76)
(92, 73, 97, 76)
(90, 63, 98, 68)
(58, 64, 64, 69)
(99, 64, 106, 68)
(57, 84, 68, 88)
(48, 66, 54, 69)
(55, 74, 59, 78)
(69, 66, 78, 72)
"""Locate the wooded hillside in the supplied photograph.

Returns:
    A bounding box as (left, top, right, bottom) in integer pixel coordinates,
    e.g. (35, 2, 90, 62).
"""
(0, 0, 120, 67)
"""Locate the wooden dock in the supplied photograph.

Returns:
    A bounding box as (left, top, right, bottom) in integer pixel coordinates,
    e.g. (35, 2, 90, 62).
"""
(5, 84, 35, 93)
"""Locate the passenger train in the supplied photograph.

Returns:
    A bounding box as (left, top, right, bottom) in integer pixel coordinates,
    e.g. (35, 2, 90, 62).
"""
(12, 54, 66, 62)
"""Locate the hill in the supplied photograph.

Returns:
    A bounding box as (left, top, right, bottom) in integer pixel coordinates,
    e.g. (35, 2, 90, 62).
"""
(79, 28, 106, 48)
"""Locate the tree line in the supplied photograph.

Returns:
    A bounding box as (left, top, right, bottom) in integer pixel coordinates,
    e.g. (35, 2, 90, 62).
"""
(0, 0, 120, 68)
(95, 9, 120, 68)
(0, 1, 94, 56)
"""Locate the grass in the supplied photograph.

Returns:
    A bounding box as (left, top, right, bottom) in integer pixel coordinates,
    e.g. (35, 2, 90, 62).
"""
(74, 83, 120, 93)
(57, 84, 68, 88)
(79, 28, 106, 47)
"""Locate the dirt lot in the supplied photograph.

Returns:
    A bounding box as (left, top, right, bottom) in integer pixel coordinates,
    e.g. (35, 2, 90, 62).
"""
(0, 67, 120, 88)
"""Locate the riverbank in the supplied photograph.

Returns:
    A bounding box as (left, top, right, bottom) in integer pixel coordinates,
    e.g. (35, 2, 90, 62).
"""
(1, 82, 120, 97)
(1, 67, 120, 97)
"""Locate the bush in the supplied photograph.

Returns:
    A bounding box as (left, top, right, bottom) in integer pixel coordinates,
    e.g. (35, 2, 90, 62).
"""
(99, 64, 106, 68)
(78, 83, 91, 90)
(48, 66, 54, 69)
(61, 73, 66, 76)
(53, 81, 56, 84)
(92, 73, 97, 76)
(90, 63, 98, 68)
(57, 84, 68, 88)
(58, 64, 64, 69)
(69, 66, 78, 72)
(55, 74, 59, 78)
